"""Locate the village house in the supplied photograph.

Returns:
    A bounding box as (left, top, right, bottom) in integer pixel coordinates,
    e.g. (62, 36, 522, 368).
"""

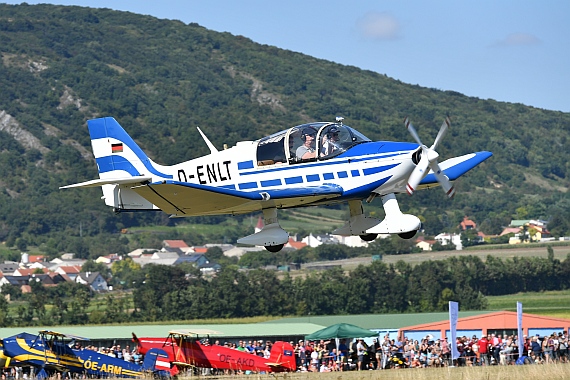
(54, 265, 83, 281)
(415, 236, 437, 251)
(459, 216, 477, 230)
(75, 272, 108, 292)
(502, 219, 552, 244)
(434, 232, 462, 250)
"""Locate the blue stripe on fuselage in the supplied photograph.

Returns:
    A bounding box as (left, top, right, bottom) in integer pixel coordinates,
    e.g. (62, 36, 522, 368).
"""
(336, 141, 419, 159)
(238, 141, 414, 177)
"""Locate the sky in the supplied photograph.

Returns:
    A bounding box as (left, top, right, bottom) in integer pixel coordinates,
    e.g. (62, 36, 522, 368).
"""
(4, 0, 570, 113)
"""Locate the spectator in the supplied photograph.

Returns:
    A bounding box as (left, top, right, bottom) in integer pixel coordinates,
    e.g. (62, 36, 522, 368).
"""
(356, 339, 366, 370)
(531, 336, 542, 360)
(338, 339, 348, 371)
(478, 334, 490, 366)
(319, 361, 331, 372)
(310, 349, 319, 369)
(380, 337, 391, 369)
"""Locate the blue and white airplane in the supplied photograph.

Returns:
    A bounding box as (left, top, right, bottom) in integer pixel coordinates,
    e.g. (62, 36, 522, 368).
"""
(61, 116, 492, 252)
(2, 330, 170, 378)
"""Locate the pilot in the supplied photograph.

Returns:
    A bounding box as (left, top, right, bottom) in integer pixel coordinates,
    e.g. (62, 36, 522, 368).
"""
(320, 126, 340, 157)
(296, 126, 317, 160)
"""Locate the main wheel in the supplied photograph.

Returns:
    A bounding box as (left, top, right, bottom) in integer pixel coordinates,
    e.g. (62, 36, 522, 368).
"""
(359, 233, 378, 242)
(398, 230, 417, 239)
(265, 244, 284, 252)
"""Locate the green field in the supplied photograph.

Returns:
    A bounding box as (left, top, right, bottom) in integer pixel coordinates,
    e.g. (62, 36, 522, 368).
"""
(126, 206, 347, 237)
(486, 290, 570, 319)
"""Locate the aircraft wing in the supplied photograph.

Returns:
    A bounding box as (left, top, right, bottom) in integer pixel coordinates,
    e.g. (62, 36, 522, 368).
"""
(419, 151, 492, 188)
(130, 181, 343, 216)
(169, 329, 223, 336)
(39, 330, 90, 341)
(172, 361, 195, 368)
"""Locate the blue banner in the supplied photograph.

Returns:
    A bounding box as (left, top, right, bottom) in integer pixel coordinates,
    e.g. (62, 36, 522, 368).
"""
(517, 302, 524, 357)
(449, 301, 460, 360)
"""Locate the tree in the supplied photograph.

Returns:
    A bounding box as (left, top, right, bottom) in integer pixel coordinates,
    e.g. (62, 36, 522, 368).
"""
(82, 260, 111, 279)
(0, 296, 12, 327)
(110, 258, 141, 289)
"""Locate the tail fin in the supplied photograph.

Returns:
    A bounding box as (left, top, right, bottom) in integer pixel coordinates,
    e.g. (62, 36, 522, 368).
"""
(88, 117, 168, 180)
(142, 348, 171, 375)
(61, 117, 172, 211)
(267, 341, 296, 372)
(131, 333, 143, 352)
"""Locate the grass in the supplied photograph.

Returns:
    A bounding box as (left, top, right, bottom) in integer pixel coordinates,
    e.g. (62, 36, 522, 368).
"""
(177, 363, 570, 380)
(125, 206, 347, 236)
(486, 290, 570, 319)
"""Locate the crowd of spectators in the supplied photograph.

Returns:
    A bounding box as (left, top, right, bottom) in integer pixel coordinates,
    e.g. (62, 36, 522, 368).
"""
(186, 332, 570, 372)
(290, 331, 568, 371)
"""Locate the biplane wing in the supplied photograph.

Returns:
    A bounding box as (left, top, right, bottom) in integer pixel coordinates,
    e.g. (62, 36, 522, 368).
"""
(38, 330, 90, 341)
(168, 329, 223, 337)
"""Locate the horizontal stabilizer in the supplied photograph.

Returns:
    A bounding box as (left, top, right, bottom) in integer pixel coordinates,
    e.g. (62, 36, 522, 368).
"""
(60, 176, 151, 189)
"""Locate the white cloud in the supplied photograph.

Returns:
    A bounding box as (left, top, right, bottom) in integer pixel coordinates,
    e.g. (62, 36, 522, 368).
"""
(357, 11, 401, 41)
(493, 32, 541, 47)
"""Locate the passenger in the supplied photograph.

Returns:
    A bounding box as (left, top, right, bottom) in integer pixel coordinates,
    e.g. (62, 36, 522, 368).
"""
(296, 127, 317, 160)
(320, 126, 341, 157)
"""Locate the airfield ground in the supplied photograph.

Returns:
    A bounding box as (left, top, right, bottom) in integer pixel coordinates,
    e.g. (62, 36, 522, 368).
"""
(179, 362, 570, 380)
(301, 244, 570, 271)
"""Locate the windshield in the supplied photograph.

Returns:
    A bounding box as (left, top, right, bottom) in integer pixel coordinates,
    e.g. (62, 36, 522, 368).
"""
(255, 122, 372, 166)
(317, 124, 371, 160)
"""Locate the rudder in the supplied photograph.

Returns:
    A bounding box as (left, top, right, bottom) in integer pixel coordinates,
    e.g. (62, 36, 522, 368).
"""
(268, 341, 296, 372)
(142, 348, 171, 375)
(87, 117, 154, 180)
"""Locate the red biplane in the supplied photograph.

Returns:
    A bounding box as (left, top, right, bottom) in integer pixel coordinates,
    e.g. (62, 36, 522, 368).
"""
(132, 329, 296, 374)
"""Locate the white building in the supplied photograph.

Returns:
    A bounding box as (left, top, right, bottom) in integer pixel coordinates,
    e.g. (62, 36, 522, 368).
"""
(434, 233, 462, 250)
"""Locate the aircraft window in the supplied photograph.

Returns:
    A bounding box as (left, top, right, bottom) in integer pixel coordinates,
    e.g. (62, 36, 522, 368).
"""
(289, 125, 319, 163)
(256, 130, 288, 166)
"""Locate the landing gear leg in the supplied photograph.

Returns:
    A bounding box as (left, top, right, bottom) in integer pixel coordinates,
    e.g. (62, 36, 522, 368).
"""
(237, 208, 289, 252)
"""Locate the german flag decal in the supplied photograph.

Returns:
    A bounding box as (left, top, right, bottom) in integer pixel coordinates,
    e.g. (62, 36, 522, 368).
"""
(111, 143, 123, 153)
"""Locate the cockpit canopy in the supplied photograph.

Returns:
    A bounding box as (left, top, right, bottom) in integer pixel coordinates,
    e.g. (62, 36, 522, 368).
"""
(256, 121, 371, 167)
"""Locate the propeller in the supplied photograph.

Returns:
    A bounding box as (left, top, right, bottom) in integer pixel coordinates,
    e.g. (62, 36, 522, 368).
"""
(404, 116, 455, 198)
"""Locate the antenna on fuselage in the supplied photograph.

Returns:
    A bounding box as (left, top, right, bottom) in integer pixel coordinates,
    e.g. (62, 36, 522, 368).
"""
(197, 127, 219, 154)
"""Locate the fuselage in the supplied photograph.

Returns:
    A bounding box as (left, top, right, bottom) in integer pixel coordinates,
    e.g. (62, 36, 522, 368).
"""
(136, 336, 295, 373)
(2, 333, 158, 378)
(170, 140, 417, 203)
(93, 119, 421, 215)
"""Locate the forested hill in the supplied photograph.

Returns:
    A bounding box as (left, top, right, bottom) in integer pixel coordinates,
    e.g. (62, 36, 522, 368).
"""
(0, 3, 569, 258)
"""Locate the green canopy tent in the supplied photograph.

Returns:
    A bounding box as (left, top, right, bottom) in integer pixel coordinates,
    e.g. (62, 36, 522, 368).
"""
(305, 323, 377, 340)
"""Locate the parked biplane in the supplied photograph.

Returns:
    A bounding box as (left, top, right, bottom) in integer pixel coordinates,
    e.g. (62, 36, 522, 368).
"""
(61, 116, 492, 252)
(132, 329, 296, 374)
(0, 340, 13, 369)
(1, 330, 170, 378)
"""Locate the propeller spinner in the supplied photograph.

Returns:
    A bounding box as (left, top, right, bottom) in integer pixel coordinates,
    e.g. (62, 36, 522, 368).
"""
(405, 117, 455, 198)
